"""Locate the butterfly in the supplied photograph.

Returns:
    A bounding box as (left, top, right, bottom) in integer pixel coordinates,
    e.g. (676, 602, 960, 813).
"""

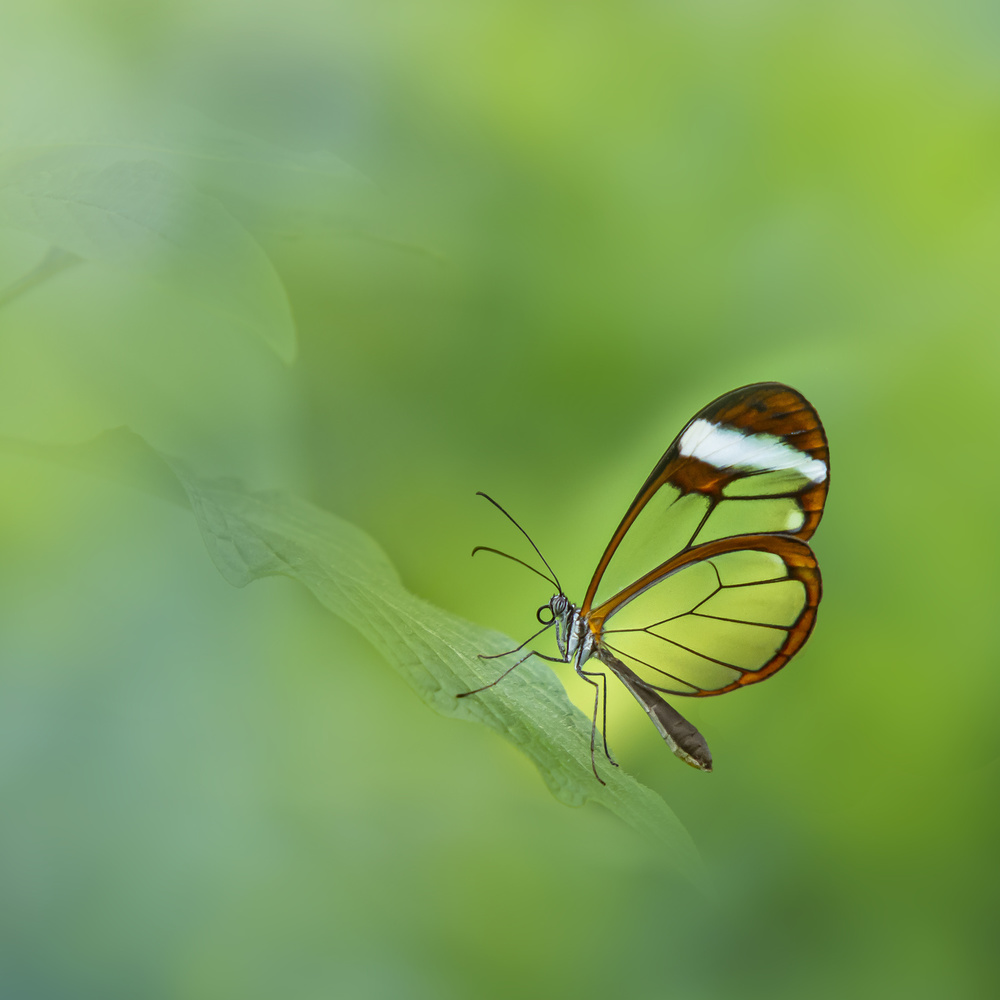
(458, 382, 829, 783)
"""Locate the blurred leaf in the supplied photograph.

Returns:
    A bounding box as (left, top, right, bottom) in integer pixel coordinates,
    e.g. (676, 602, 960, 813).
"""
(0, 246, 79, 311)
(0, 157, 296, 362)
(2, 427, 706, 887)
(0, 101, 376, 237)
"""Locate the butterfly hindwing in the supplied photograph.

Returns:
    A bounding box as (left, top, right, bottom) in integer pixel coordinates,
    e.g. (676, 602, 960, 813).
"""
(592, 534, 821, 696)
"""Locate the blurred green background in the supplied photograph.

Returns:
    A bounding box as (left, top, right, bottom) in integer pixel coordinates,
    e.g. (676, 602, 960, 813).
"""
(2, 1, 999, 997)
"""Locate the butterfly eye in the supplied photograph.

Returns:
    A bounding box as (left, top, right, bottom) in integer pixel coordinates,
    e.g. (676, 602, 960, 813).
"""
(536, 604, 555, 625)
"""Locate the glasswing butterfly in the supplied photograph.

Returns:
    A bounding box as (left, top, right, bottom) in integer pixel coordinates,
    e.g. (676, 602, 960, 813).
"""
(459, 382, 829, 783)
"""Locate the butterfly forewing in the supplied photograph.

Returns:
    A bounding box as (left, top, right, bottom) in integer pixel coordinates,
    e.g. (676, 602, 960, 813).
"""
(584, 383, 827, 698)
(586, 484, 711, 608)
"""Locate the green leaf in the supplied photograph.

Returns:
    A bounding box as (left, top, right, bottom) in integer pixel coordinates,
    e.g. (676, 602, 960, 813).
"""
(0, 101, 375, 238)
(0, 157, 296, 362)
(2, 428, 706, 886)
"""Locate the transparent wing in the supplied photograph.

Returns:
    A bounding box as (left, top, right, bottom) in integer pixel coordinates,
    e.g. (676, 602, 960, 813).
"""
(590, 535, 821, 697)
(582, 383, 829, 613)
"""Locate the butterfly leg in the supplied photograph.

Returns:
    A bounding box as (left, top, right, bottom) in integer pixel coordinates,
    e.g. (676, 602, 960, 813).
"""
(574, 662, 619, 785)
(475, 621, 554, 662)
(578, 665, 619, 769)
(456, 649, 536, 697)
(457, 646, 566, 698)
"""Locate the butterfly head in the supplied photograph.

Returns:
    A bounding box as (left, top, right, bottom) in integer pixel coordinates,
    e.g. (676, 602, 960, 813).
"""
(537, 593, 568, 627)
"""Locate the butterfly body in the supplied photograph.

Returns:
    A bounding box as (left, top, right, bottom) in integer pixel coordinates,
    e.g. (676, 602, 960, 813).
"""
(547, 594, 594, 665)
(544, 593, 714, 771)
(464, 382, 829, 782)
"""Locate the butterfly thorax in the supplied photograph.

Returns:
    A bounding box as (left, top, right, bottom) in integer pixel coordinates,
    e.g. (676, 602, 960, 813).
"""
(546, 594, 596, 666)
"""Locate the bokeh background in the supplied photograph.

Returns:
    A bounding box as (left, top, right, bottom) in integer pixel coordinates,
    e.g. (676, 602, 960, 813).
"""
(2, 1, 999, 997)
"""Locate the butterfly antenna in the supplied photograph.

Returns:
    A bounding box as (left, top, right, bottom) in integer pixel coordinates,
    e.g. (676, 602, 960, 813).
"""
(471, 546, 558, 589)
(476, 492, 563, 594)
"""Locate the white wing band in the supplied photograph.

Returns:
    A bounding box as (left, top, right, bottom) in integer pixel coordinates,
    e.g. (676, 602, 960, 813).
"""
(679, 419, 827, 484)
